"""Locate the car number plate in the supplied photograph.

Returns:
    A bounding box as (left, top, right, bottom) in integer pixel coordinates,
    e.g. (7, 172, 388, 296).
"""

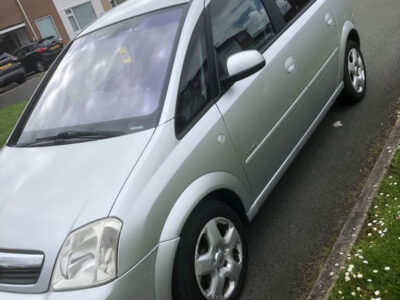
(0, 63, 12, 71)
(50, 45, 60, 51)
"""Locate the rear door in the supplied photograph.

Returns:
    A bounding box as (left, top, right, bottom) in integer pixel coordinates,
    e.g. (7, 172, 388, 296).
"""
(273, 0, 340, 122)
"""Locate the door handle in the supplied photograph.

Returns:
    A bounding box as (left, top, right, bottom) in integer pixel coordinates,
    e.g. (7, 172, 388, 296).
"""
(285, 56, 296, 74)
(325, 13, 333, 26)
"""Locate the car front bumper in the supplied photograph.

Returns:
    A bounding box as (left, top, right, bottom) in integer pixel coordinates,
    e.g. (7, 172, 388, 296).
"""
(0, 67, 25, 87)
(0, 246, 159, 300)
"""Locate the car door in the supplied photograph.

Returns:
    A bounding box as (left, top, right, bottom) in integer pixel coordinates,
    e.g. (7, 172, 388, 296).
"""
(208, 0, 339, 204)
(273, 0, 340, 123)
(24, 46, 37, 73)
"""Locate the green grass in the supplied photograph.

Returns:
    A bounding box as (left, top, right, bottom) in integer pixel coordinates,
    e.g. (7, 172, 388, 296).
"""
(330, 150, 400, 299)
(0, 101, 27, 147)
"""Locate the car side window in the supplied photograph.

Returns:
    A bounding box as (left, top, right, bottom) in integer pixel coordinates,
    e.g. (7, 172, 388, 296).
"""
(274, 0, 313, 22)
(175, 16, 211, 136)
(210, 0, 275, 79)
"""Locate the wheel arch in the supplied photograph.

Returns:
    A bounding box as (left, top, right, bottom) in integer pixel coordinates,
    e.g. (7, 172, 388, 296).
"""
(155, 172, 252, 300)
(339, 20, 360, 81)
(159, 171, 252, 243)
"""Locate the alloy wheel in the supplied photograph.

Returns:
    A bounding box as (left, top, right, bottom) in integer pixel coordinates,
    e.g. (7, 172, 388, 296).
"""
(194, 217, 243, 300)
(348, 48, 366, 94)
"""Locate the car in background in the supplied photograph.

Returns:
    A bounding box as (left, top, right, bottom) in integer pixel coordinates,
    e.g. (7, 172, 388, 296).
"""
(0, 52, 26, 88)
(14, 36, 64, 73)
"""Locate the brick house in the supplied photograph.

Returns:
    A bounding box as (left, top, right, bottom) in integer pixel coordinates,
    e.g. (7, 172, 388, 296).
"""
(52, 0, 127, 40)
(0, 0, 70, 54)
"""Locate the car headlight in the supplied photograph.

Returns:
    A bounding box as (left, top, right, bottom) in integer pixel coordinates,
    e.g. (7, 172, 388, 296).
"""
(51, 218, 122, 291)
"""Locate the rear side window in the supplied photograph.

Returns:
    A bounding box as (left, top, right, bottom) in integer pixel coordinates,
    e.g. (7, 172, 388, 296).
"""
(210, 0, 275, 79)
(274, 0, 313, 22)
(176, 16, 211, 136)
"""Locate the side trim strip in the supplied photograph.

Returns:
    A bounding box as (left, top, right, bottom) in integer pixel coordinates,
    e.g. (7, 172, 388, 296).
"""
(245, 47, 339, 165)
(247, 81, 344, 220)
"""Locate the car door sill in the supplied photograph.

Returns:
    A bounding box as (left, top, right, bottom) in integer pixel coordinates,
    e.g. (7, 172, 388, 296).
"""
(247, 81, 344, 220)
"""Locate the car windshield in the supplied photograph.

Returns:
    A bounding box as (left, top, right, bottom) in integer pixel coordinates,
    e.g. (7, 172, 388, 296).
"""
(13, 6, 184, 146)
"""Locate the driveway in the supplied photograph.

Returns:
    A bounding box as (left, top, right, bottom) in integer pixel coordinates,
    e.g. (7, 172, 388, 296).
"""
(0, 73, 44, 109)
(241, 0, 400, 299)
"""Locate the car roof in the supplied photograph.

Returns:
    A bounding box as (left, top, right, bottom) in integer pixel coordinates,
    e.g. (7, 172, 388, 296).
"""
(79, 0, 190, 37)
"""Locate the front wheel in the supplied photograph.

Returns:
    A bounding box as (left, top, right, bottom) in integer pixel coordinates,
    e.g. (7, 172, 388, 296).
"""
(342, 40, 367, 104)
(173, 200, 248, 300)
(16, 75, 26, 84)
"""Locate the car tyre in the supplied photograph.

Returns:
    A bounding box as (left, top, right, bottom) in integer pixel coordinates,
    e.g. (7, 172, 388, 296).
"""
(341, 40, 367, 104)
(172, 200, 248, 300)
(16, 75, 26, 85)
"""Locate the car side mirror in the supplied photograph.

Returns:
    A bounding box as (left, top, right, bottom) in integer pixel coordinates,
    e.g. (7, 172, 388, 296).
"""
(221, 50, 266, 87)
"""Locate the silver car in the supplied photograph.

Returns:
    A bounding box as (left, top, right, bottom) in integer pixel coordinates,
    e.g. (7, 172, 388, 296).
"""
(0, 0, 366, 299)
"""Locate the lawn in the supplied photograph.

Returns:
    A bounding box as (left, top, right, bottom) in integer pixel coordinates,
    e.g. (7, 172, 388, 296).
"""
(330, 151, 400, 299)
(0, 101, 27, 147)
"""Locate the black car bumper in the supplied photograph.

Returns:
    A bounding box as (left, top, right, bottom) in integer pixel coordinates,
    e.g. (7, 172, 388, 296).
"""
(0, 66, 25, 87)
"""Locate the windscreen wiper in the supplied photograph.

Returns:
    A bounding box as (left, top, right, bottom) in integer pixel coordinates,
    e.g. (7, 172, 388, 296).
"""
(21, 130, 124, 147)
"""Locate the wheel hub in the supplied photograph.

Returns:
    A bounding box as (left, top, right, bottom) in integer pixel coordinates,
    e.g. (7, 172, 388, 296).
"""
(214, 251, 226, 269)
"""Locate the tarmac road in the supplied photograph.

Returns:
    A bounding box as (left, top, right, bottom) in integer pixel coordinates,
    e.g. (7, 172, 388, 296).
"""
(241, 0, 400, 299)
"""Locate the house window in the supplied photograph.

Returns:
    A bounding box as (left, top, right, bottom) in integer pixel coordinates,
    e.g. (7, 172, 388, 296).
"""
(109, 0, 127, 8)
(35, 16, 60, 39)
(66, 2, 97, 32)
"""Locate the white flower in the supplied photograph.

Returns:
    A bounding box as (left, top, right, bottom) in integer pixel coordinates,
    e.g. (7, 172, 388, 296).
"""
(375, 290, 380, 296)
(367, 278, 372, 282)
(373, 270, 378, 273)
(351, 291, 356, 296)
(329, 272, 334, 276)
(345, 276, 351, 281)
(357, 273, 363, 278)
(363, 260, 368, 264)
(368, 233, 372, 236)
(338, 290, 342, 294)
(385, 266, 390, 271)
(357, 287, 361, 291)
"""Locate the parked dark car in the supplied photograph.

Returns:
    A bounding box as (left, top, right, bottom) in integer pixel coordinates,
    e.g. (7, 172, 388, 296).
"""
(14, 36, 64, 73)
(0, 52, 26, 88)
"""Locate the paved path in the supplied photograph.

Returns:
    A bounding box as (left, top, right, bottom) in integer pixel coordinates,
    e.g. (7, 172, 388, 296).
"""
(241, 0, 400, 299)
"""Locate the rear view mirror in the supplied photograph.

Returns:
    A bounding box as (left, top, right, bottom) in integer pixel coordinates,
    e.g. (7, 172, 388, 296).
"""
(221, 50, 266, 86)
